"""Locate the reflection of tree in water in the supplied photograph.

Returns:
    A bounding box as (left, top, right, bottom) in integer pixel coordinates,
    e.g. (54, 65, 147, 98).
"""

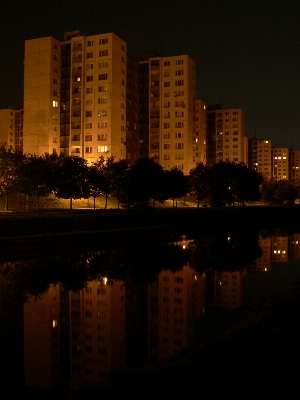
(188, 228, 263, 273)
(0, 229, 263, 306)
(0, 243, 189, 306)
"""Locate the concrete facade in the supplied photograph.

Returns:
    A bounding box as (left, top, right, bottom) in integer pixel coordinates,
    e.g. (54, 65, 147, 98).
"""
(139, 54, 197, 174)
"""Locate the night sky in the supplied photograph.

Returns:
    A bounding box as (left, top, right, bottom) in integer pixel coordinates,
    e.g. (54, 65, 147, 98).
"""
(1, 0, 300, 149)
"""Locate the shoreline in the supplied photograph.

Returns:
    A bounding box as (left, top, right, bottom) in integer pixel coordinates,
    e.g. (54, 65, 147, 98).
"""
(1, 206, 300, 261)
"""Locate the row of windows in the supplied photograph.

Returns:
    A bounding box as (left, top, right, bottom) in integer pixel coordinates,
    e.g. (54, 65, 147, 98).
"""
(87, 50, 108, 58)
(84, 146, 109, 153)
(86, 73, 108, 81)
(84, 122, 108, 129)
(151, 142, 185, 150)
(151, 59, 184, 67)
(163, 90, 184, 97)
(150, 132, 184, 140)
(85, 85, 108, 94)
(86, 38, 109, 46)
(86, 61, 109, 69)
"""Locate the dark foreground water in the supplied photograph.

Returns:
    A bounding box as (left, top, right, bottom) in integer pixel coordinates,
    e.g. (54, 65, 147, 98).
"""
(1, 226, 300, 396)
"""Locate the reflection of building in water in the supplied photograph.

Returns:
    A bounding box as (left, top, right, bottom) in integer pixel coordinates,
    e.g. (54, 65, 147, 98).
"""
(290, 234, 300, 260)
(69, 279, 125, 388)
(255, 237, 272, 272)
(23, 277, 148, 390)
(272, 236, 288, 263)
(214, 269, 247, 308)
(148, 265, 205, 362)
(24, 284, 61, 390)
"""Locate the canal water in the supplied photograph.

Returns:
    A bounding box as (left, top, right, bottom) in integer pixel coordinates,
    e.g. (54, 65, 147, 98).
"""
(1, 226, 300, 395)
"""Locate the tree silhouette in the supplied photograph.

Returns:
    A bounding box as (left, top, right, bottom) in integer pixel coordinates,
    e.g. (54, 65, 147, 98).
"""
(164, 168, 188, 207)
(52, 156, 89, 209)
(188, 162, 209, 207)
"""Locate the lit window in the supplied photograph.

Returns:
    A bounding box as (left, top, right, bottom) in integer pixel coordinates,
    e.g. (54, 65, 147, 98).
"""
(98, 145, 108, 152)
(98, 110, 107, 116)
(52, 101, 58, 108)
(85, 147, 92, 153)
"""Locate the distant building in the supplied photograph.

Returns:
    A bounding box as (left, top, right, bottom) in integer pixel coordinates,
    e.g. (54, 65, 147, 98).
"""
(0, 108, 23, 151)
(195, 99, 207, 165)
(252, 139, 273, 180)
(206, 105, 245, 165)
(272, 147, 291, 180)
(290, 151, 300, 185)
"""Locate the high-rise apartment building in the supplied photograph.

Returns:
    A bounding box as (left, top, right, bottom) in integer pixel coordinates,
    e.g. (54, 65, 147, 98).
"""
(23, 31, 139, 165)
(23, 36, 61, 156)
(0, 108, 23, 151)
(251, 139, 273, 180)
(207, 105, 245, 165)
(139, 53, 197, 173)
(290, 151, 300, 185)
(272, 147, 291, 180)
(195, 99, 207, 165)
